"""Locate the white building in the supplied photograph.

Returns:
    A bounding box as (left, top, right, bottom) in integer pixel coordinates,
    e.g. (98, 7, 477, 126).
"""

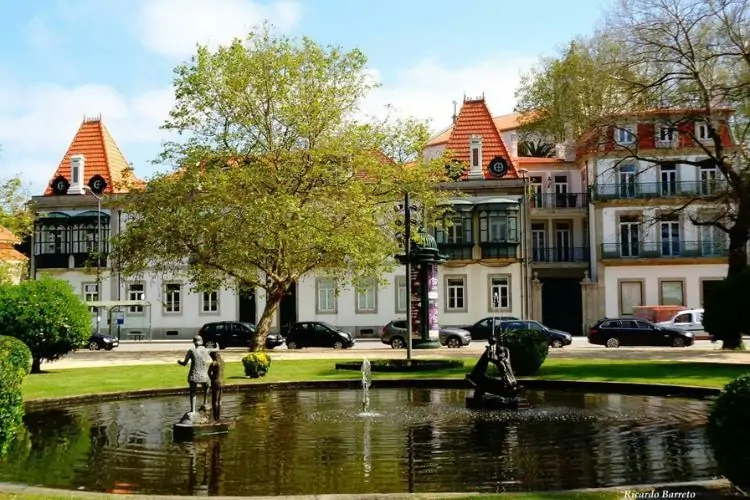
(585, 111, 735, 319)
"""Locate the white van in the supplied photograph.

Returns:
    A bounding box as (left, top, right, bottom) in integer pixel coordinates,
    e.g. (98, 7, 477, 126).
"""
(656, 309, 704, 335)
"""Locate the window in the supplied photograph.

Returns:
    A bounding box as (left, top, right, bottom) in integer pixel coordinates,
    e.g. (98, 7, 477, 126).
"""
(395, 276, 407, 313)
(436, 213, 473, 244)
(127, 282, 145, 313)
(356, 278, 377, 313)
(163, 283, 182, 313)
(616, 125, 636, 145)
(82, 283, 98, 302)
(700, 165, 719, 195)
(660, 216, 681, 256)
(660, 280, 684, 306)
(658, 126, 675, 143)
(619, 281, 643, 315)
(470, 136, 482, 168)
(700, 224, 727, 256)
(35, 225, 68, 254)
(696, 122, 710, 141)
(489, 275, 510, 310)
(478, 208, 519, 243)
(200, 291, 219, 313)
(445, 276, 466, 312)
(316, 278, 337, 313)
(674, 312, 692, 324)
(619, 215, 640, 257)
(618, 164, 637, 198)
(660, 163, 677, 196)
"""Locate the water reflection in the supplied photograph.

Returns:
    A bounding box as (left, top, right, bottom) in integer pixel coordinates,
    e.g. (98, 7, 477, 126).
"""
(0, 388, 718, 496)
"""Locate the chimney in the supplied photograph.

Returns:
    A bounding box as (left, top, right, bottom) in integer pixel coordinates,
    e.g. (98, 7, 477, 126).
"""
(468, 135, 484, 179)
(510, 133, 519, 159)
(69, 154, 85, 194)
(452, 100, 458, 124)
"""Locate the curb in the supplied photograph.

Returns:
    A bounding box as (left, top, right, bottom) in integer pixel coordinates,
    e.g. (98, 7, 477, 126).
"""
(24, 377, 721, 412)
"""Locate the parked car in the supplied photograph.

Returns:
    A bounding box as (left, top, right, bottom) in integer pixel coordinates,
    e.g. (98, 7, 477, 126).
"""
(454, 316, 520, 341)
(587, 318, 694, 348)
(285, 322, 355, 349)
(381, 319, 472, 348)
(198, 321, 285, 350)
(498, 320, 573, 348)
(87, 332, 119, 351)
(656, 308, 705, 336)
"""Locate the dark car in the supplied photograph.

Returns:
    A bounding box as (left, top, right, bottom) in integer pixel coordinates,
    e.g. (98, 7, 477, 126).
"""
(588, 318, 695, 348)
(87, 332, 119, 351)
(285, 322, 355, 349)
(198, 321, 285, 350)
(498, 320, 572, 348)
(381, 319, 472, 348)
(454, 316, 520, 341)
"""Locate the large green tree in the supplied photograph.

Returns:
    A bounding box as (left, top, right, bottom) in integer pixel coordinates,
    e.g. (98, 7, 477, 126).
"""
(111, 26, 452, 351)
(515, 0, 750, 348)
(0, 175, 32, 239)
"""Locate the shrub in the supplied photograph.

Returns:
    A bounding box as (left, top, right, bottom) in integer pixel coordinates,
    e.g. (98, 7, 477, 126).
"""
(0, 335, 32, 377)
(242, 352, 271, 378)
(707, 374, 750, 490)
(499, 329, 549, 376)
(0, 277, 92, 373)
(703, 270, 750, 350)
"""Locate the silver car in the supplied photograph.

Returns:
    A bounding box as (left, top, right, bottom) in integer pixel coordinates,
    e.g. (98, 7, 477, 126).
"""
(380, 319, 472, 348)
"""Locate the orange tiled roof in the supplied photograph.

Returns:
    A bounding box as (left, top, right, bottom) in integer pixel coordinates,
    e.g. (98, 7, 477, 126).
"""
(43, 116, 144, 196)
(445, 98, 518, 179)
(0, 247, 27, 261)
(0, 226, 20, 245)
(428, 112, 525, 146)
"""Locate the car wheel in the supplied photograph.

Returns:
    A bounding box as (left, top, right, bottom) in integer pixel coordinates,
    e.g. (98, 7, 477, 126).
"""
(551, 339, 563, 348)
(672, 337, 685, 348)
(446, 337, 462, 348)
(390, 337, 406, 349)
(605, 337, 620, 348)
(204, 340, 218, 349)
(333, 341, 344, 349)
(287, 341, 298, 350)
(88, 341, 100, 351)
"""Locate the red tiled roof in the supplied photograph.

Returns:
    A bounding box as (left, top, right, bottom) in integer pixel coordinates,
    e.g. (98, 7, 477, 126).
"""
(445, 98, 518, 179)
(44, 116, 143, 196)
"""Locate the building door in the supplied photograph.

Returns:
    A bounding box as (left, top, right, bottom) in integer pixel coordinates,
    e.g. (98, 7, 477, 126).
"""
(660, 218, 681, 256)
(554, 175, 568, 207)
(660, 163, 677, 196)
(531, 223, 546, 262)
(555, 222, 571, 261)
(541, 278, 583, 336)
(530, 176, 543, 207)
(619, 164, 637, 197)
(620, 218, 640, 257)
(279, 281, 298, 334)
(238, 289, 256, 323)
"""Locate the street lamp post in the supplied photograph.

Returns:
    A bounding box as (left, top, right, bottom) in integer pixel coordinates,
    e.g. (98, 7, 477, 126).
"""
(518, 168, 530, 319)
(84, 187, 104, 335)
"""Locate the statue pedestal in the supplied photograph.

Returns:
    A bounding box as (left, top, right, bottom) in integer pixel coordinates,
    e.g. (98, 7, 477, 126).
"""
(173, 420, 233, 441)
(412, 339, 441, 349)
(466, 395, 527, 410)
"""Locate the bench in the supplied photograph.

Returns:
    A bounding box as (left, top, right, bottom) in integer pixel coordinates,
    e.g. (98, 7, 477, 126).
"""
(127, 332, 144, 341)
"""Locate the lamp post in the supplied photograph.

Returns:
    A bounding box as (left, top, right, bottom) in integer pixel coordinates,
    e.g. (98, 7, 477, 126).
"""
(518, 168, 530, 319)
(83, 186, 103, 335)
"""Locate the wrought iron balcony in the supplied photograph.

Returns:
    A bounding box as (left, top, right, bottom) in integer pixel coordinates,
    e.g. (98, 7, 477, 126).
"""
(529, 192, 588, 209)
(531, 246, 590, 263)
(592, 180, 727, 201)
(436, 242, 474, 260)
(601, 241, 728, 259)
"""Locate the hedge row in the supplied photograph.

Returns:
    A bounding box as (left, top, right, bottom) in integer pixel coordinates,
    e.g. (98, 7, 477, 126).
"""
(0, 335, 32, 456)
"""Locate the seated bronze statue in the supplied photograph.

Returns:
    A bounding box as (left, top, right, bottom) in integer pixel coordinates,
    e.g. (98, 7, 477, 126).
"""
(466, 337, 521, 401)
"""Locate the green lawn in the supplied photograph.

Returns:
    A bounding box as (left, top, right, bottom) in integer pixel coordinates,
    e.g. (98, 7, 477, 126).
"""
(20, 357, 750, 401)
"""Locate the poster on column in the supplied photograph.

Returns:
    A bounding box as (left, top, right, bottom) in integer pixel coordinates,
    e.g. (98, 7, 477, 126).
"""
(426, 264, 439, 340)
(410, 265, 421, 339)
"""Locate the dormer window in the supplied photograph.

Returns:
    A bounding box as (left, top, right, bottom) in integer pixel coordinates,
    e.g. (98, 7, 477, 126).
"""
(656, 125, 676, 148)
(470, 135, 482, 168)
(696, 122, 710, 141)
(616, 125, 636, 146)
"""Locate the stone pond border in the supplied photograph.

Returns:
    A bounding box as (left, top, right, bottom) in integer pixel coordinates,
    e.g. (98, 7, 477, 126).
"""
(9, 378, 735, 498)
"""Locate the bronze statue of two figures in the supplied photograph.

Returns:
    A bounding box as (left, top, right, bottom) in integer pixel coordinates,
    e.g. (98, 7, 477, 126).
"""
(173, 336, 232, 440)
(465, 337, 527, 410)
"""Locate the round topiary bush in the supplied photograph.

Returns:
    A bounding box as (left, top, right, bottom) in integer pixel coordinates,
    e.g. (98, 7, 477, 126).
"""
(0, 335, 32, 377)
(499, 329, 549, 376)
(242, 352, 271, 378)
(0, 356, 26, 456)
(707, 373, 750, 490)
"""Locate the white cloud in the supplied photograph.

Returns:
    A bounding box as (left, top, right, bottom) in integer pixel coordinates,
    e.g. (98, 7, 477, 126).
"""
(137, 0, 302, 59)
(360, 54, 537, 132)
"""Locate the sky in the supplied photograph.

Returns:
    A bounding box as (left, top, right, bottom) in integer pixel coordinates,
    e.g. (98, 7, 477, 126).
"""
(0, 0, 611, 195)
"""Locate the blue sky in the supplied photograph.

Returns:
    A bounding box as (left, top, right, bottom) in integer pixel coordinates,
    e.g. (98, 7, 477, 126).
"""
(0, 0, 609, 194)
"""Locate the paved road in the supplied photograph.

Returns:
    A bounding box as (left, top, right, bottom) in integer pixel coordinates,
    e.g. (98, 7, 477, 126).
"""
(47, 336, 750, 370)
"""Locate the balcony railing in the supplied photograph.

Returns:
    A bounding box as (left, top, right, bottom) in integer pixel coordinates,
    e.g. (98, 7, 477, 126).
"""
(601, 241, 728, 259)
(436, 242, 473, 260)
(530, 192, 588, 209)
(592, 180, 727, 201)
(531, 246, 590, 263)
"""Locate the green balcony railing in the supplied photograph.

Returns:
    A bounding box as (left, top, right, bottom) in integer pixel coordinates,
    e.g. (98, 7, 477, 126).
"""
(601, 241, 728, 259)
(592, 180, 727, 201)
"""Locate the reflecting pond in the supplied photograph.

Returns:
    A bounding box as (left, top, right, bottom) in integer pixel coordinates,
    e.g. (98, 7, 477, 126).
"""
(0, 388, 717, 496)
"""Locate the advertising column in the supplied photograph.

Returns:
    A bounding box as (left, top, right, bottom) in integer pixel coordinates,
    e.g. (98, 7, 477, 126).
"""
(409, 265, 422, 340)
(426, 263, 439, 341)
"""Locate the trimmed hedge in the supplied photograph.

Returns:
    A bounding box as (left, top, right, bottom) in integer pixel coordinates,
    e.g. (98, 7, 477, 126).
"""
(0, 335, 31, 456)
(707, 374, 750, 489)
(499, 329, 549, 376)
(335, 359, 463, 372)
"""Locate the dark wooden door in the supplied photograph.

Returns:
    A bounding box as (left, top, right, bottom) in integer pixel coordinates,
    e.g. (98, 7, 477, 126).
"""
(238, 290, 256, 324)
(541, 278, 583, 336)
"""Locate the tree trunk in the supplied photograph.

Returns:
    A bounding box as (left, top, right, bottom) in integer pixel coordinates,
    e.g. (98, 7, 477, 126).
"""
(249, 286, 286, 352)
(31, 357, 42, 374)
(727, 231, 748, 278)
